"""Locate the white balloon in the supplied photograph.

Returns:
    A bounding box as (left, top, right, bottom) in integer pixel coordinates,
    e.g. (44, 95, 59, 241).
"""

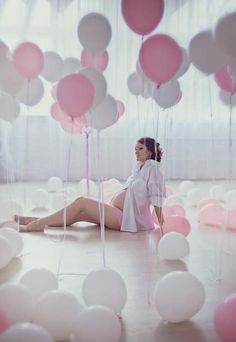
(0, 40, 10, 62)
(0, 58, 26, 95)
(188, 30, 226, 74)
(16, 77, 44, 106)
(164, 194, 184, 206)
(63, 57, 81, 76)
(173, 48, 191, 79)
(158, 232, 190, 260)
(20, 268, 58, 301)
(219, 90, 236, 107)
(209, 185, 226, 200)
(179, 180, 195, 196)
(0, 323, 53, 342)
(153, 80, 181, 109)
(47, 176, 63, 192)
(0, 228, 23, 257)
(41, 51, 64, 83)
(0, 200, 22, 220)
(86, 94, 118, 130)
(224, 190, 236, 207)
(73, 305, 121, 342)
(78, 178, 98, 197)
(0, 236, 13, 269)
(79, 67, 107, 108)
(135, 61, 155, 98)
(154, 271, 205, 322)
(214, 11, 236, 58)
(127, 72, 153, 98)
(30, 189, 49, 208)
(186, 188, 203, 206)
(33, 289, 82, 341)
(82, 268, 127, 313)
(0, 283, 33, 325)
(78, 13, 112, 54)
(0, 92, 20, 122)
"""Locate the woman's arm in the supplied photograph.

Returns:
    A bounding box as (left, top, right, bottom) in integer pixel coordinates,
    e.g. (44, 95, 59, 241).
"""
(154, 206, 164, 236)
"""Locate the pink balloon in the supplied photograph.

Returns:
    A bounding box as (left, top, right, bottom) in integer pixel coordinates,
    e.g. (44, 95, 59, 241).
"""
(225, 209, 236, 230)
(170, 204, 186, 217)
(198, 204, 224, 227)
(50, 102, 72, 123)
(214, 65, 236, 93)
(122, 0, 164, 35)
(81, 49, 109, 72)
(214, 293, 236, 342)
(197, 198, 221, 210)
(74, 114, 89, 127)
(13, 42, 44, 80)
(0, 310, 8, 334)
(61, 121, 83, 134)
(117, 100, 125, 118)
(162, 215, 191, 236)
(139, 34, 182, 85)
(57, 74, 94, 118)
(152, 206, 175, 225)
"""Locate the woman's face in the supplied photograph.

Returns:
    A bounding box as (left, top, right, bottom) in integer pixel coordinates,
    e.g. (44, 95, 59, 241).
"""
(135, 142, 151, 162)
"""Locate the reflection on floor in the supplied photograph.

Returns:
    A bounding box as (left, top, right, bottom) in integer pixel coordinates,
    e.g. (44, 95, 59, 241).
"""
(0, 180, 236, 342)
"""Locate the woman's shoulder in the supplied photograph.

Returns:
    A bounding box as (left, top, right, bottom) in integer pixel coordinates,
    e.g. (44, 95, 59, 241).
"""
(144, 159, 161, 168)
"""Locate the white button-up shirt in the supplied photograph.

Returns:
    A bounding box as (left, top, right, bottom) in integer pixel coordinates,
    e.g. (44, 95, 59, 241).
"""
(120, 159, 166, 233)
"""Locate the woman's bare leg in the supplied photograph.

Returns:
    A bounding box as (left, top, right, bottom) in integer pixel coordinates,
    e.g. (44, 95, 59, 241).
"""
(14, 216, 38, 225)
(20, 196, 122, 232)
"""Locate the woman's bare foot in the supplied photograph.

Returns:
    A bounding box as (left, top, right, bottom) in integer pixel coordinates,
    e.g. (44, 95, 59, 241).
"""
(14, 215, 38, 225)
(20, 220, 45, 232)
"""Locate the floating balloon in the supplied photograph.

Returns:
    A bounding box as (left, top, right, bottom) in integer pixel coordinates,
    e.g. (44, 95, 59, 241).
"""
(0, 92, 20, 122)
(188, 30, 226, 74)
(170, 204, 186, 217)
(154, 271, 205, 322)
(127, 72, 154, 98)
(116, 100, 125, 118)
(0, 41, 9, 62)
(0, 323, 54, 342)
(162, 215, 191, 236)
(79, 67, 107, 108)
(86, 94, 118, 130)
(214, 293, 236, 342)
(78, 13, 112, 54)
(158, 232, 189, 260)
(41, 51, 64, 83)
(13, 42, 44, 80)
(0, 58, 26, 95)
(121, 0, 164, 35)
(57, 74, 94, 118)
(73, 305, 121, 342)
(61, 121, 83, 134)
(139, 34, 182, 85)
(50, 102, 72, 123)
(82, 268, 127, 313)
(81, 49, 108, 72)
(173, 47, 190, 79)
(153, 80, 181, 108)
(214, 11, 236, 59)
(62, 57, 81, 76)
(16, 77, 44, 106)
(214, 65, 236, 93)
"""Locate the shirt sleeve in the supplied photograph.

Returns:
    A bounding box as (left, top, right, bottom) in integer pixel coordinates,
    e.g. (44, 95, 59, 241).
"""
(147, 165, 166, 207)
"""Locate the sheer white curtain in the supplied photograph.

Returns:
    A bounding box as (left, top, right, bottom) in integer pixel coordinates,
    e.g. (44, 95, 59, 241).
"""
(0, 0, 236, 181)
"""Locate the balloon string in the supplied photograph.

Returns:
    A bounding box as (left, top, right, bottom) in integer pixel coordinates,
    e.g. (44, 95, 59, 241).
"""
(229, 94, 233, 182)
(85, 131, 90, 197)
(97, 130, 106, 267)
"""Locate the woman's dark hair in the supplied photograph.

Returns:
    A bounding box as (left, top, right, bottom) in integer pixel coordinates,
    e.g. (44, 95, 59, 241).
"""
(138, 137, 163, 162)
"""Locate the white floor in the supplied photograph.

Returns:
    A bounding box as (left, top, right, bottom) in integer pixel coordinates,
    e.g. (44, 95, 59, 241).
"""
(0, 180, 236, 342)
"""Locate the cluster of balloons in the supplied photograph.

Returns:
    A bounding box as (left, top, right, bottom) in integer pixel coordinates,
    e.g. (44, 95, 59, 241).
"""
(122, 0, 188, 109)
(188, 11, 236, 105)
(0, 267, 126, 342)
